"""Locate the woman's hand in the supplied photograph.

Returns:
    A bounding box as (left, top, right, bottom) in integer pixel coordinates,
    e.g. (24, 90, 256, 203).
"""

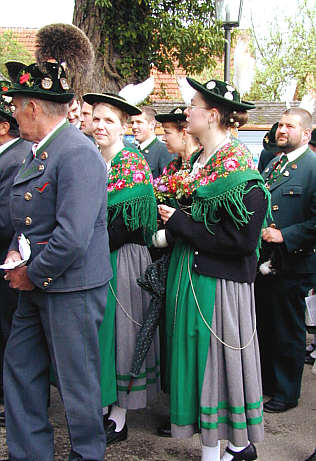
(158, 204, 176, 224)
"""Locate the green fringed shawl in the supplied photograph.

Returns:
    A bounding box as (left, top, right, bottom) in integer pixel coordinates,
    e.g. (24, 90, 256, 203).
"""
(190, 139, 271, 257)
(107, 146, 157, 240)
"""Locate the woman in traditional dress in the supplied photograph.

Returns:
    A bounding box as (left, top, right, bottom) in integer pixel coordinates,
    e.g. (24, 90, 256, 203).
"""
(156, 106, 199, 168)
(151, 107, 200, 437)
(83, 92, 160, 445)
(158, 79, 270, 461)
(152, 106, 200, 247)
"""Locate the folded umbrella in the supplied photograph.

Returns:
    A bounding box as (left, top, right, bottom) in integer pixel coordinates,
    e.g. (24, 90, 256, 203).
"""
(128, 253, 170, 392)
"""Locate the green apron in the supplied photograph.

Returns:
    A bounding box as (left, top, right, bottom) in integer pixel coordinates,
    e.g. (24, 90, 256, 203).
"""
(98, 250, 118, 407)
(165, 240, 216, 426)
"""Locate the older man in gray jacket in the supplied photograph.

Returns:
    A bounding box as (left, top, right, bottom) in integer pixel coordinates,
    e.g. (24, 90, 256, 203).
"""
(1, 62, 112, 461)
(0, 82, 31, 410)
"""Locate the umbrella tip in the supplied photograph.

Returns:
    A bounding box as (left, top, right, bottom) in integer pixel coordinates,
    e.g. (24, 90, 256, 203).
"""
(127, 378, 134, 394)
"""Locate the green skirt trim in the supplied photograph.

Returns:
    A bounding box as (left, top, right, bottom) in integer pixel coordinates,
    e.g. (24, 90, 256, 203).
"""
(117, 363, 160, 381)
(200, 397, 263, 415)
(117, 360, 160, 393)
(201, 412, 264, 430)
(117, 378, 160, 393)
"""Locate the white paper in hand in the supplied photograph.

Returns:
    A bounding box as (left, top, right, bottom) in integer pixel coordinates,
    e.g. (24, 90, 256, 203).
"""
(305, 295, 316, 326)
(18, 233, 31, 260)
(0, 233, 31, 270)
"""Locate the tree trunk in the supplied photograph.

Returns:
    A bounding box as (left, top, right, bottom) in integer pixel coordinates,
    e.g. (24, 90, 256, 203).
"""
(73, 0, 132, 93)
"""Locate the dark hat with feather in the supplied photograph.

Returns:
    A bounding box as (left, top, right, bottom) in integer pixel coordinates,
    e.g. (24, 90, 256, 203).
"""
(3, 61, 74, 103)
(35, 23, 95, 93)
(186, 78, 255, 111)
(155, 106, 187, 123)
(2, 24, 95, 104)
(0, 80, 18, 129)
(83, 92, 141, 116)
(262, 122, 279, 152)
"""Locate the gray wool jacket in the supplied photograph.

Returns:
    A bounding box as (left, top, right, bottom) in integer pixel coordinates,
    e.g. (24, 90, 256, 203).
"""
(9, 124, 112, 292)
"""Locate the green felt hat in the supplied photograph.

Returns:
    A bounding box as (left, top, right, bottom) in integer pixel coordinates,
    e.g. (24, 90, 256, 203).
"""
(0, 80, 18, 129)
(262, 122, 280, 152)
(83, 92, 141, 116)
(3, 61, 74, 103)
(310, 128, 316, 147)
(186, 77, 255, 111)
(155, 106, 187, 123)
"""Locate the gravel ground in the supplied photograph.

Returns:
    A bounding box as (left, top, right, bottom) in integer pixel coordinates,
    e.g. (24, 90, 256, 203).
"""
(1, 362, 315, 460)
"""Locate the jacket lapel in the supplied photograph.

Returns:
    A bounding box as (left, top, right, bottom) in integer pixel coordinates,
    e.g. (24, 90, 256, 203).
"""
(0, 138, 23, 157)
(267, 149, 310, 192)
(268, 167, 292, 192)
(13, 155, 46, 186)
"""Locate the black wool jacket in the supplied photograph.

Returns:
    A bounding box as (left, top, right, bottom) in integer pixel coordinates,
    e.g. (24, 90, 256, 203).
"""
(108, 214, 145, 252)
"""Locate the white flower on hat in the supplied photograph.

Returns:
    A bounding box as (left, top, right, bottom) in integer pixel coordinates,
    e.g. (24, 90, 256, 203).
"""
(224, 92, 234, 100)
(226, 84, 235, 92)
(175, 108, 183, 114)
(206, 81, 216, 90)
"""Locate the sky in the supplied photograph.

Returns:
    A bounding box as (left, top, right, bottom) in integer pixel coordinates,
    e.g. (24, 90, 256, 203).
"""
(0, 0, 304, 29)
(0, 0, 75, 27)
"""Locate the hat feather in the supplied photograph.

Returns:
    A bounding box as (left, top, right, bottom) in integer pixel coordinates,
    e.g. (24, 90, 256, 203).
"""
(233, 38, 255, 97)
(118, 77, 154, 105)
(299, 93, 316, 116)
(279, 79, 297, 109)
(177, 77, 196, 105)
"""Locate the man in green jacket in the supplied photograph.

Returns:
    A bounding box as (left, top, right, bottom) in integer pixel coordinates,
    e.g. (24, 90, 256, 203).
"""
(131, 106, 173, 178)
(255, 108, 316, 414)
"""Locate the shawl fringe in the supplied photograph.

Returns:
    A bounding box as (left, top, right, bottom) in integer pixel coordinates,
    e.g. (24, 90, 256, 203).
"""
(107, 147, 157, 245)
(191, 170, 271, 260)
(108, 194, 157, 238)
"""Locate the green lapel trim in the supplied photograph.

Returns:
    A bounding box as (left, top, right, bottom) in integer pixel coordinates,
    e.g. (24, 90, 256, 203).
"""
(140, 136, 158, 153)
(0, 137, 23, 157)
(269, 148, 310, 190)
(35, 120, 69, 158)
(16, 121, 69, 181)
(19, 163, 39, 179)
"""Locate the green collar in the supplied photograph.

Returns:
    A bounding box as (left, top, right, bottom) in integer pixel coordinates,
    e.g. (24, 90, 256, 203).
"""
(140, 136, 158, 154)
(35, 120, 69, 158)
(0, 137, 23, 157)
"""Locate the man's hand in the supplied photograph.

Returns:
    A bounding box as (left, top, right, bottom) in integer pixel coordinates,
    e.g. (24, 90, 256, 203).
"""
(262, 227, 284, 243)
(4, 266, 35, 291)
(4, 250, 22, 264)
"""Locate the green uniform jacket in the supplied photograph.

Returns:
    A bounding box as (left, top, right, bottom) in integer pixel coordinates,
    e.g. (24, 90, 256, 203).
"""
(262, 148, 316, 274)
(140, 137, 173, 179)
